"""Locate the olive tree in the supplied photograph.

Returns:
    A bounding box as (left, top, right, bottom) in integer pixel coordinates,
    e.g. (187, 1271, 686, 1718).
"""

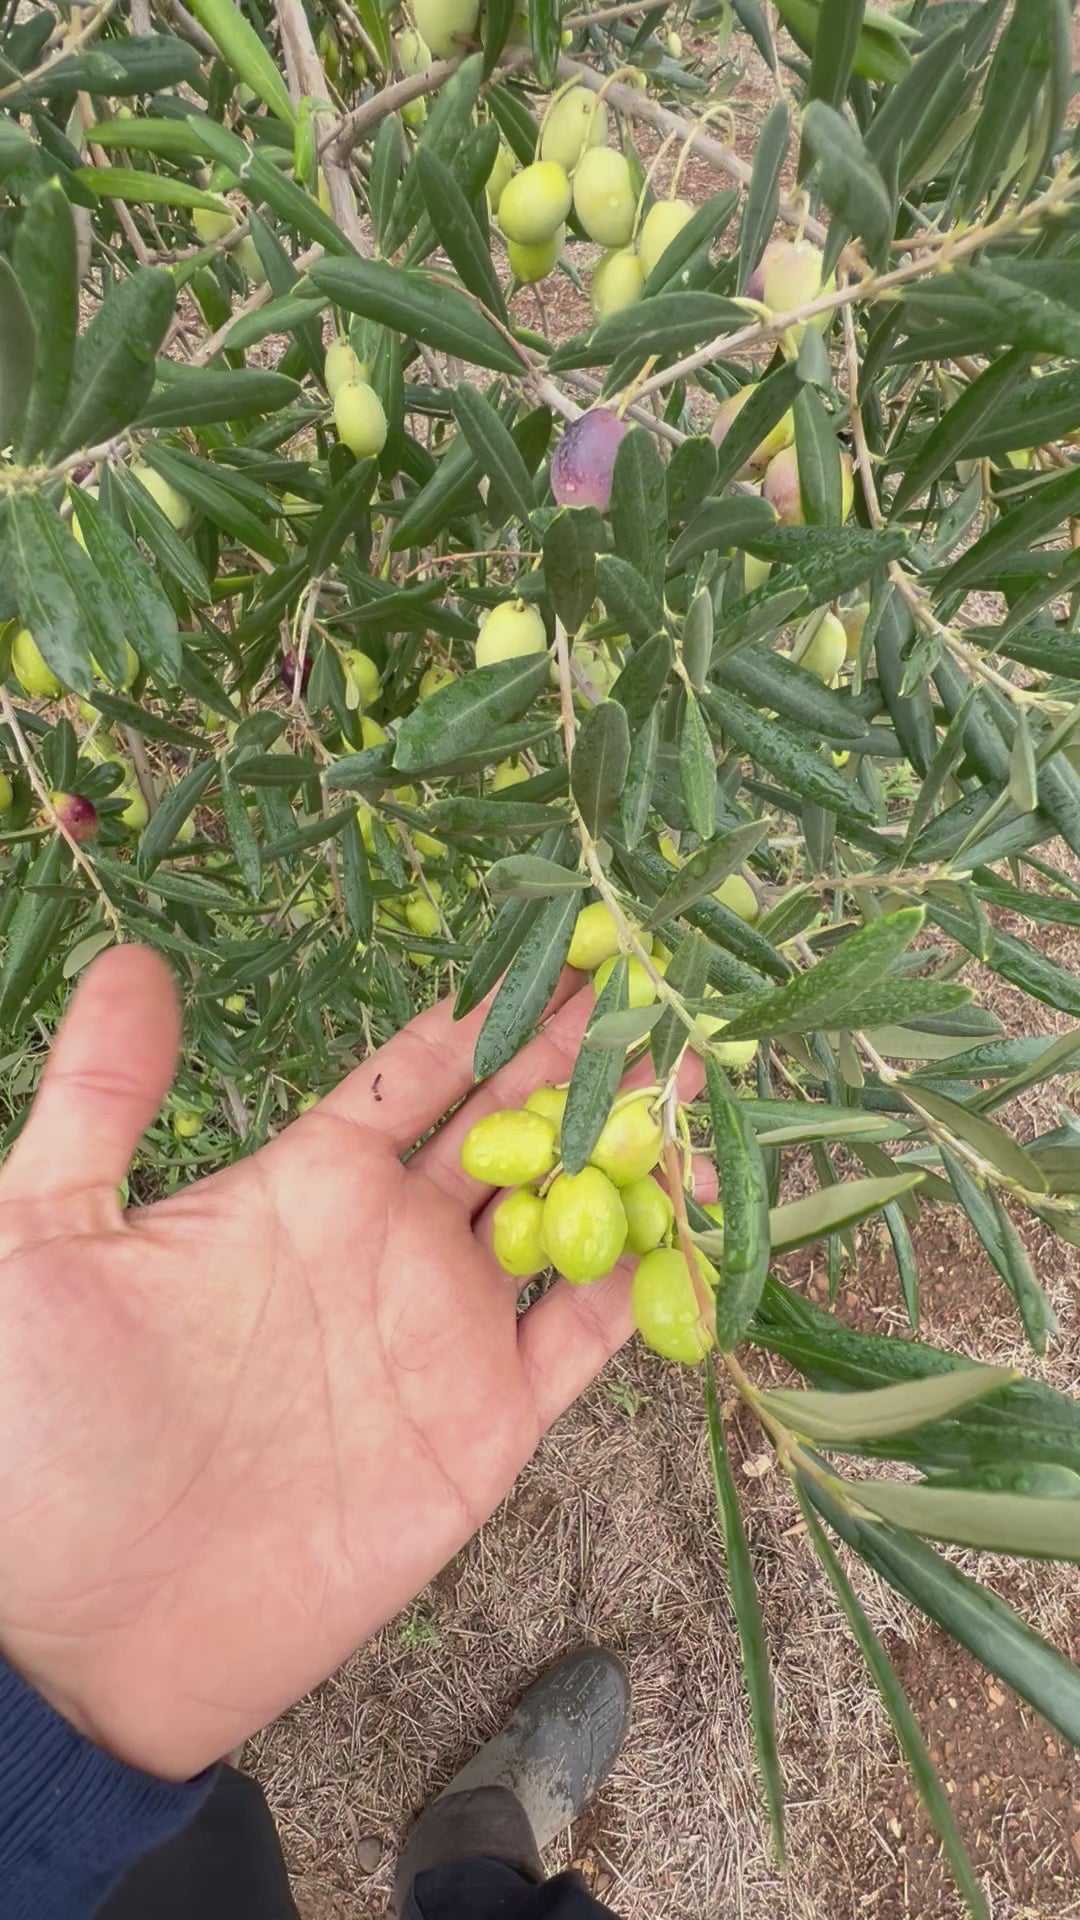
(2, 0, 1080, 1907)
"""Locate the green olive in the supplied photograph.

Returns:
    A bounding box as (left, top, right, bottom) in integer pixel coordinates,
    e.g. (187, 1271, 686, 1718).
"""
(419, 663, 455, 699)
(524, 1084, 568, 1140)
(621, 1175, 673, 1255)
(498, 161, 572, 247)
(492, 1187, 548, 1278)
(713, 873, 758, 923)
(475, 599, 547, 668)
(334, 381, 388, 459)
(507, 226, 564, 285)
(572, 147, 635, 249)
(491, 758, 530, 791)
(324, 337, 363, 398)
(593, 953, 657, 1008)
(342, 649, 381, 707)
(412, 0, 480, 61)
(796, 610, 847, 684)
(632, 1248, 716, 1363)
(538, 87, 607, 174)
(405, 894, 440, 938)
(11, 628, 62, 699)
(541, 1167, 627, 1284)
(590, 246, 644, 321)
(460, 1108, 558, 1187)
(637, 197, 693, 279)
(567, 900, 621, 972)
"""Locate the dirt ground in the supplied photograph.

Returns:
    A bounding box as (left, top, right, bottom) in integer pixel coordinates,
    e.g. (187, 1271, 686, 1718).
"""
(242, 14, 1080, 1920)
(246, 1215, 1080, 1920)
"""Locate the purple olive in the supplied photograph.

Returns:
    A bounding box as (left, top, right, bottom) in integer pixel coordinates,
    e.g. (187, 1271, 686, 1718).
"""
(551, 407, 629, 512)
(744, 239, 783, 305)
(50, 791, 99, 843)
(281, 648, 312, 695)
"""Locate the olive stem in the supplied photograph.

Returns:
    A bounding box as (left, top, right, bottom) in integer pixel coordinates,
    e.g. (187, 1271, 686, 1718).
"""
(623, 163, 1080, 406)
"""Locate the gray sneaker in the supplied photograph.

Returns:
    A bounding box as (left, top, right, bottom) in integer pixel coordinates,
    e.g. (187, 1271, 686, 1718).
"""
(393, 1646, 630, 1908)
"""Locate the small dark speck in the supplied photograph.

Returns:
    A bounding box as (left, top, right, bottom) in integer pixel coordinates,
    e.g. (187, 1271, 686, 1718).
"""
(372, 1072, 383, 1103)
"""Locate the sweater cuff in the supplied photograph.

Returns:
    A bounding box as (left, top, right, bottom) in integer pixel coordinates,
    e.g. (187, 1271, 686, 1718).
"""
(0, 1656, 217, 1920)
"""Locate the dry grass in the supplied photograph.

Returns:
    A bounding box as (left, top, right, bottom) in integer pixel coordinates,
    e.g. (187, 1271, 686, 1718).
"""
(247, 1191, 1080, 1920)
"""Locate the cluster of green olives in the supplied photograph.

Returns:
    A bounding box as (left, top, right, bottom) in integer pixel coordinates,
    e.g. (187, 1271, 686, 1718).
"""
(484, 82, 699, 301)
(566, 899, 759, 1072)
(325, 338, 389, 460)
(461, 1081, 722, 1364)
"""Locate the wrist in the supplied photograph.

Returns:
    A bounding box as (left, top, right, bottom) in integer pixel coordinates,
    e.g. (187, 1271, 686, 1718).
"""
(0, 1633, 197, 1784)
(0, 1656, 217, 1917)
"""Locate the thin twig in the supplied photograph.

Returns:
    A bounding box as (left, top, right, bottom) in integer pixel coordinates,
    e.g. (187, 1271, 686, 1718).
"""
(0, 0, 122, 105)
(273, 0, 367, 251)
(121, 728, 159, 818)
(190, 243, 324, 366)
(330, 60, 457, 161)
(154, 0, 217, 58)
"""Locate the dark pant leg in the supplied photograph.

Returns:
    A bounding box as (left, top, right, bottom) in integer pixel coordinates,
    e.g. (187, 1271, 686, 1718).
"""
(96, 1765, 299, 1920)
(403, 1859, 619, 1920)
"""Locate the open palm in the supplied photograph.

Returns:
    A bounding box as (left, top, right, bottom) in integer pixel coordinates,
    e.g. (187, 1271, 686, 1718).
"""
(0, 947, 652, 1783)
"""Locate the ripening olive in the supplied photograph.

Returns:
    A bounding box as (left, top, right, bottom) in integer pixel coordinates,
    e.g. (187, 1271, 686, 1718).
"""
(550, 408, 628, 512)
(761, 239, 836, 351)
(589, 1095, 662, 1187)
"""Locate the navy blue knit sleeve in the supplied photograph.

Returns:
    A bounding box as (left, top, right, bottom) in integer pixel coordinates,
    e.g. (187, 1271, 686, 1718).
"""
(0, 1657, 217, 1919)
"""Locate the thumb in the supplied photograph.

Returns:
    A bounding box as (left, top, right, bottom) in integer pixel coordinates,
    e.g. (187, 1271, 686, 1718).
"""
(3, 945, 181, 1202)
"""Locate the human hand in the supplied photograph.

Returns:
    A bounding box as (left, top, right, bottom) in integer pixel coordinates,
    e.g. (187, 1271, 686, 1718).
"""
(0, 947, 701, 1782)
